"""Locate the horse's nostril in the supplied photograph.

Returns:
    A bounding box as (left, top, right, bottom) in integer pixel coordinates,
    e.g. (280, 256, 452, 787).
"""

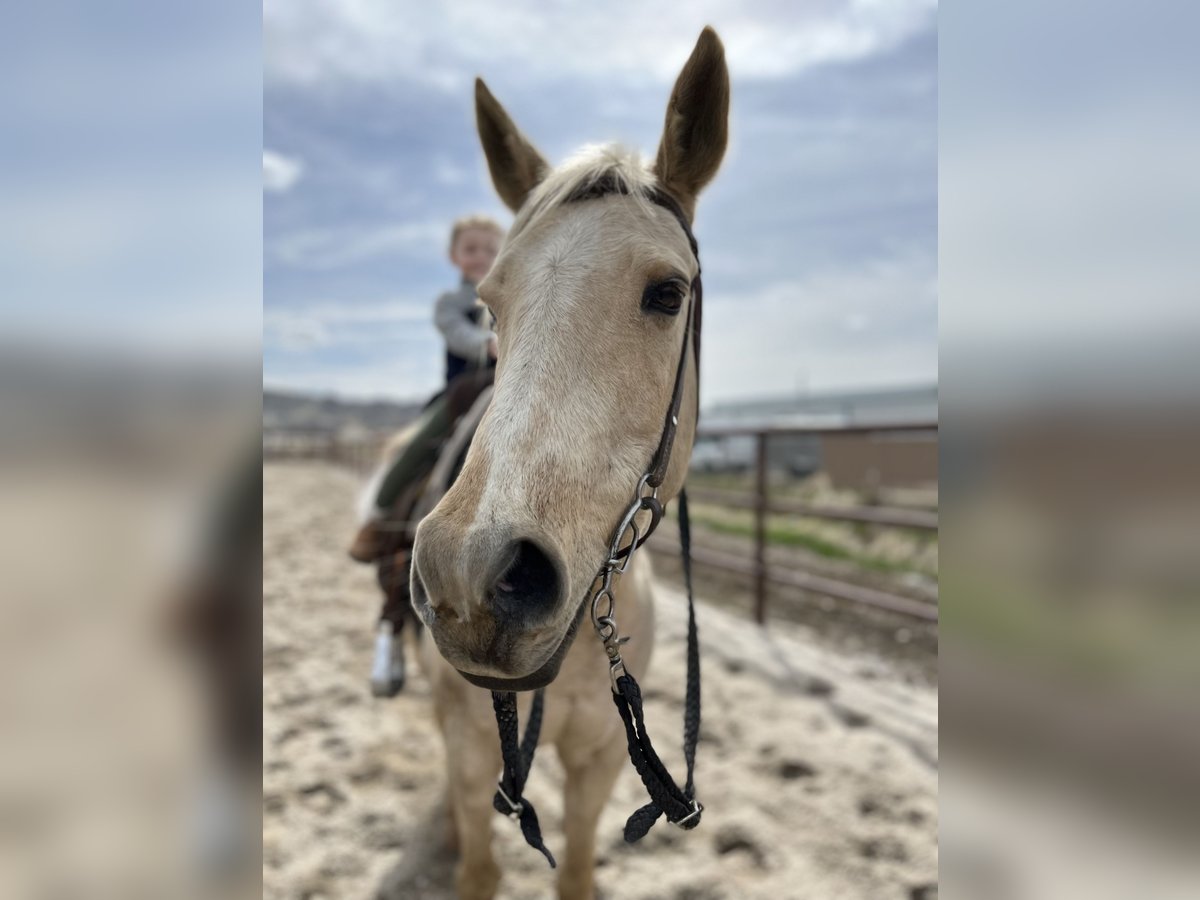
(490, 539, 561, 622)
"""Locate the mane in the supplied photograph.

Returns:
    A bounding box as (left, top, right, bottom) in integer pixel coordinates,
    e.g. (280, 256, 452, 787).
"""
(508, 143, 660, 241)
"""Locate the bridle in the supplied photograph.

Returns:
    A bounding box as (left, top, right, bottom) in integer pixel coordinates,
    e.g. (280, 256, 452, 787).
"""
(489, 180, 706, 867)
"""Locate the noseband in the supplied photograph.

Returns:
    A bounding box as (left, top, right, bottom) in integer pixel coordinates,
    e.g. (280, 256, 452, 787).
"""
(490, 180, 706, 866)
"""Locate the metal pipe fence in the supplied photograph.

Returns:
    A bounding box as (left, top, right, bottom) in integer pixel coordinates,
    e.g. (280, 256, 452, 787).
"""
(673, 422, 938, 624)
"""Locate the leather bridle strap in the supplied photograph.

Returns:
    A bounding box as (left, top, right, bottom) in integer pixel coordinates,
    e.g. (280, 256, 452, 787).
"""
(643, 187, 701, 490)
(610, 185, 702, 562)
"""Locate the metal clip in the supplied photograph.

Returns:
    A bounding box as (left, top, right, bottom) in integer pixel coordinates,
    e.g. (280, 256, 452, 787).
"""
(496, 784, 523, 820)
(593, 470, 660, 694)
(670, 800, 703, 828)
(608, 657, 628, 694)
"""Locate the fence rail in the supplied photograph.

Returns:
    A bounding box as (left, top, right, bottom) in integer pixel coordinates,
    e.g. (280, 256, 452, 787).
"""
(697, 421, 938, 438)
(264, 433, 386, 474)
(648, 537, 939, 621)
(684, 486, 939, 530)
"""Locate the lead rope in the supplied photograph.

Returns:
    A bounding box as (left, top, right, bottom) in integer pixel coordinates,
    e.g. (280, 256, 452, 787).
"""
(491, 688, 556, 867)
(610, 487, 702, 841)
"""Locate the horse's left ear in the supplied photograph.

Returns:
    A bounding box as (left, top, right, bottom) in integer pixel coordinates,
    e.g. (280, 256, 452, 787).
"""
(654, 27, 730, 221)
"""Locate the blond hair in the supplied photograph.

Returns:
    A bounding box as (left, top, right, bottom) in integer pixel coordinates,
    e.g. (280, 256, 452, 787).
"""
(449, 214, 504, 253)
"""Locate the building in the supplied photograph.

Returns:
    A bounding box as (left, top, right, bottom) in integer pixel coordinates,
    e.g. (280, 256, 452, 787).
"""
(695, 384, 938, 490)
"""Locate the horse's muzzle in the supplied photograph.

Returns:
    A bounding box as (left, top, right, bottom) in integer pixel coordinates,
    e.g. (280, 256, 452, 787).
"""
(453, 595, 589, 691)
(410, 519, 575, 682)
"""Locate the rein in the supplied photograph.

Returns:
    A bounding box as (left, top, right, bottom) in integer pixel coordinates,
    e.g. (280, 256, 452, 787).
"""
(491, 183, 705, 865)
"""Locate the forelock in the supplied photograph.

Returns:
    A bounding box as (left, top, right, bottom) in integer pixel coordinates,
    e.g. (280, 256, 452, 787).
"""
(507, 143, 661, 243)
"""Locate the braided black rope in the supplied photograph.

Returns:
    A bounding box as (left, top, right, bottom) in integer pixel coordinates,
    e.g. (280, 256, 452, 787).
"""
(491, 689, 555, 867)
(679, 489, 700, 799)
(613, 489, 703, 842)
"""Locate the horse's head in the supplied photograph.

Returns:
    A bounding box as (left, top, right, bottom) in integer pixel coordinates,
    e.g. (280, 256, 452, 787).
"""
(412, 28, 729, 690)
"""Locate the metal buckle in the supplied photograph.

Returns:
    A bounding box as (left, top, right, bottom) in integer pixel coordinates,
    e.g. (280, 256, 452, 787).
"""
(670, 800, 703, 828)
(496, 784, 523, 819)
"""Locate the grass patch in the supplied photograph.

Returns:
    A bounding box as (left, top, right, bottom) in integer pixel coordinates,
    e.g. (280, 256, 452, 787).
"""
(688, 507, 936, 578)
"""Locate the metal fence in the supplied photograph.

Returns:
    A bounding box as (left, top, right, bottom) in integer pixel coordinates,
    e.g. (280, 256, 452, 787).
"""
(264, 430, 388, 474)
(657, 422, 938, 624)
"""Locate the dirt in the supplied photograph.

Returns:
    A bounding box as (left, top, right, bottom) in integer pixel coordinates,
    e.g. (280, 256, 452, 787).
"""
(264, 461, 938, 899)
(647, 531, 940, 688)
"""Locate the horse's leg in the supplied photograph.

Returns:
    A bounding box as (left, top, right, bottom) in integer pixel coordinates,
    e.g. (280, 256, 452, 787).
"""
(557, 735, 626, 900)
(443, 708, 503, 900)
(427, 693, 461, 855)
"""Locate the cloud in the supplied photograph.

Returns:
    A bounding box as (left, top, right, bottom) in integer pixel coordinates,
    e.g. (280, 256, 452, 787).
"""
(264, 0, 936, 89)
(265, 299, 434, 350)
(432, 155, 469, 186)
(263, 150, 304, 192)
(268, 220, 446, 269)
(264, 251, 936, 404)
(941, 107, 1200, 349)
(702, 249, 937, 402)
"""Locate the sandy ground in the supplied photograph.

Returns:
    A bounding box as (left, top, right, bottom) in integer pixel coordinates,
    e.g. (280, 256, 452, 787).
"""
(264, 462, 938, 899)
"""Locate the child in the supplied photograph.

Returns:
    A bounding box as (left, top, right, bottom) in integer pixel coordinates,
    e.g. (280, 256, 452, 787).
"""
(349, 214, 503, 696)
(436, 214, 503, 383)
(349, 214, 502, 562)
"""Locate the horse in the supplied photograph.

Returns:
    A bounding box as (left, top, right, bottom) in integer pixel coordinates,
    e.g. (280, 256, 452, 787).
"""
(409, 27, 729, 900)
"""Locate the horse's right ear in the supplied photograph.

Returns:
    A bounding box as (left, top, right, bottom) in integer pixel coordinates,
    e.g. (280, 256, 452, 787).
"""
(475, 78, 549, 213)
(654, 27, 730, 221)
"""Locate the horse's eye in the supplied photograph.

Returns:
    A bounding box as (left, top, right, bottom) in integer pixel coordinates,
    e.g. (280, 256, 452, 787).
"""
(642, 279, 687, 316)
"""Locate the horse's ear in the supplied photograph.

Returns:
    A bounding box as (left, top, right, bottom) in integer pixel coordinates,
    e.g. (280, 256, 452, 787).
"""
(475, 78, 549, 213)
(653, 27, 730, 220)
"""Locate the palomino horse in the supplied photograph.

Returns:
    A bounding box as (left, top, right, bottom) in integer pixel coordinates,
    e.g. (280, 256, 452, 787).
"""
(410, 27, 729, 900)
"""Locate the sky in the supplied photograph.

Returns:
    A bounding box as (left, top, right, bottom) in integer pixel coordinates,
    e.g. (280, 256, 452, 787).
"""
(263, 1, 938, 407)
